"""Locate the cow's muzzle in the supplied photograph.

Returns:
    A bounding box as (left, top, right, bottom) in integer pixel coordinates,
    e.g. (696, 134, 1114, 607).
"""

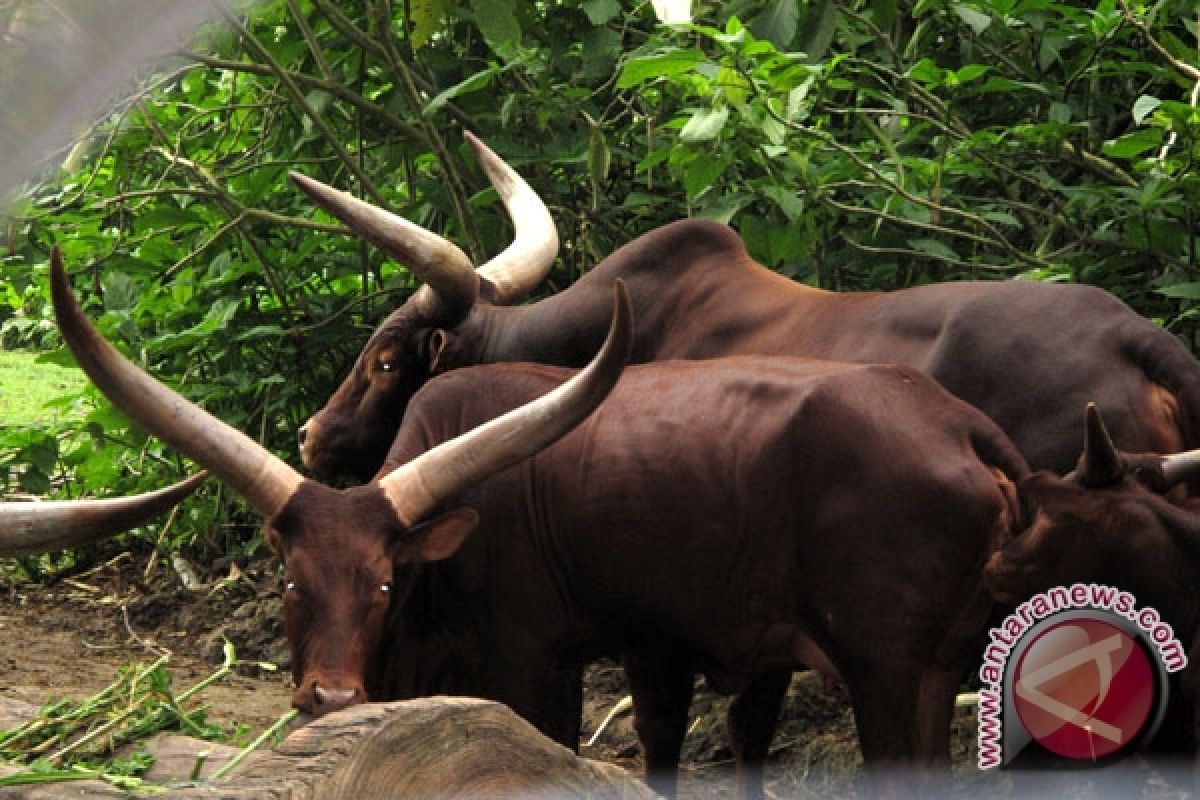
(293, 680, 367, 716)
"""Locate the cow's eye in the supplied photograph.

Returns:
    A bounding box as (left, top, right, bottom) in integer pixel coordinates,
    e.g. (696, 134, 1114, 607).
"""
(380, 582, 392, 594)
(285, 581, 296, 593)
(379, 361, 395, 373)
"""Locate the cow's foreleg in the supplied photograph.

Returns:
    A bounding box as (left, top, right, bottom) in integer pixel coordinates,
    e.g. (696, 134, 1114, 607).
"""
(842, 666, 919, 796)
(724, 670, 790, 800)
(623, 652, 695, 799)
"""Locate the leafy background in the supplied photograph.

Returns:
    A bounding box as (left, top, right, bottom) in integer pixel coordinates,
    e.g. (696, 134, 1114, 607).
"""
(3, 0, 1199, 567)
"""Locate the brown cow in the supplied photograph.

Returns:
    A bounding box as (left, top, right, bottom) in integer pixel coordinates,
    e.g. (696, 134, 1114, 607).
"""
(984, 405, 1200, 763)
(50, 247, 1033, 796)
(292, 135, 1200, 486)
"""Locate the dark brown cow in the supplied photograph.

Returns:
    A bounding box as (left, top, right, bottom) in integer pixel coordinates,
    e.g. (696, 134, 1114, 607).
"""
(985, 405, 1200, 761)
(0, 472, 207, 556)
(292, 135, 1200, 485)
(364, 354, 1032, 797)
(51, 245, 1037, 795)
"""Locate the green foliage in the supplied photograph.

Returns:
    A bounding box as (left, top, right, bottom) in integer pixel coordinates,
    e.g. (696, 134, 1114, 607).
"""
(2, 0, 1200, 563)
(0, 645, 238, 790)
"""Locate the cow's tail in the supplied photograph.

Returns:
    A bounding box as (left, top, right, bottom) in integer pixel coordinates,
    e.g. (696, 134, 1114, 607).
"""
(1121, 317, 1200, 454)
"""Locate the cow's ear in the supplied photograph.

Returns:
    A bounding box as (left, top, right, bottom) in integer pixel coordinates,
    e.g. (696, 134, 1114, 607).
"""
(427, 330, 450, 374)
(399, 508, 479, 562)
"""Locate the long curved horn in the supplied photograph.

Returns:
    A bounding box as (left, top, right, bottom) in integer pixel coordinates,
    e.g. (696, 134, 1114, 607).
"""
(0, 472, 207, 556)
(50, 248, 303, 518)
(464, 132, 559, 304)
(289, 172, 478, 320)
(379, 281, 633, 526)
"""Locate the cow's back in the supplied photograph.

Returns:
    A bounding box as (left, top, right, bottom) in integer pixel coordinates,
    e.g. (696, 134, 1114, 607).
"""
(809, 281, 1197, 474)
(511, 220, 1198, 474)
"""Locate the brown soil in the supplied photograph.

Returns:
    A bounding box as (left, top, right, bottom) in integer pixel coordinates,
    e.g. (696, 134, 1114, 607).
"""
(0, 553, 1193, 798)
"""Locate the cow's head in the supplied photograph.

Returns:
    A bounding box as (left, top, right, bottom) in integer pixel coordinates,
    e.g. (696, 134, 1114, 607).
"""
(986, 404, 1200, 615)
(292, 134, 559, 482)
(50, 248, 630, 715)
(0, 472, 207, 557)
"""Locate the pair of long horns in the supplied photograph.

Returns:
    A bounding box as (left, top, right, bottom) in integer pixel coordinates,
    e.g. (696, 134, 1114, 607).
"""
(1080, 402, 1200, 487)
(0, 472, 207, 557)
(290, 132, 558, 322)
(50, 248, 630, 527)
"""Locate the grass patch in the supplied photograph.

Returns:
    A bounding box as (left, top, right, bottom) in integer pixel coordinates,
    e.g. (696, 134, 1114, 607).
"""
(0, 350, 87, 427)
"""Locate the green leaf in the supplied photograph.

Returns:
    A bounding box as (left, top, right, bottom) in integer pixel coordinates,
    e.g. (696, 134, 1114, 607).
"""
(979, 76, 1052, 95)
(980, 211, 1021, 228)
(234, 325, 285, 342)
(759, 186, 806, 222)
(184, 296, 241, 336)
(1132, 95, 1162, 125)
(953, 4, 991, 34)
(581, 27, 622, 81)
(1102, 128, 1163, 159)
(953, 64, 989, 84)
(872, 0, 896, 33)
(907, 58, 946, 86)
(409, 0, 447, 50)
(470, 0, 521, 60)
(1157, 283, 1200, 300)
(750, 0, 799, 50)
(582, 0, 620, 26)
(26, 436, 59, 474)
(908, 238, 960, 263)
(796, 0, 837, 62)
(102, 272, 139, 312)
(682, 153, 731, 197)
(696, 194, 751, 224)
(616, 49, 706, 88)
(680, 107, 729, 143)
(424, 64, 504, 116)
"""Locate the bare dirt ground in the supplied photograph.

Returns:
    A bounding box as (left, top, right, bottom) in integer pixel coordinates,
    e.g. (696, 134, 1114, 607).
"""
(0, 550, 1195, 798)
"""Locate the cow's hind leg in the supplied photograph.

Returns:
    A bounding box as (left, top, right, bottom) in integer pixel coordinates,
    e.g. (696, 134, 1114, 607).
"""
(623, 652, 695, 799)
(724, 670, 791, 800)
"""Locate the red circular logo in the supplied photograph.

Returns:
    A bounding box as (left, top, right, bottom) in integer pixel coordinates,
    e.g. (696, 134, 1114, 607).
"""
(1012, 618, 1155, 760)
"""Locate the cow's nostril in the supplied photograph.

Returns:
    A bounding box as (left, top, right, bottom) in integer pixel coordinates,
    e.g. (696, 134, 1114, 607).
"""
(314, 685, 358, 712)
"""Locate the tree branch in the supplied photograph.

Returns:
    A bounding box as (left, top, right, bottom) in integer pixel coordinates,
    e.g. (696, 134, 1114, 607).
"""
(214, 3, 388, 207)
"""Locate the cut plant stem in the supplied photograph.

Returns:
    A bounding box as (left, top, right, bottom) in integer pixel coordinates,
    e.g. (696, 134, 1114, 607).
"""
(208, 708, 299, 782)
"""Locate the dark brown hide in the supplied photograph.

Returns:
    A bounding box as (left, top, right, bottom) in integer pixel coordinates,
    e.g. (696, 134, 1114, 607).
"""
(287, 357, 1027, 794)
(303, 219, 1199, 484)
